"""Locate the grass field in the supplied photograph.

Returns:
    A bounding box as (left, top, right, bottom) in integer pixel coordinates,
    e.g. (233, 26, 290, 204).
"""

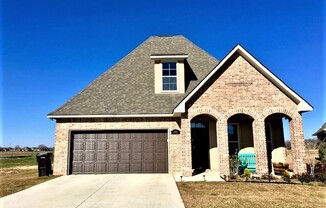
(0, 151, 58, 197)
(177, 182, 326, 208)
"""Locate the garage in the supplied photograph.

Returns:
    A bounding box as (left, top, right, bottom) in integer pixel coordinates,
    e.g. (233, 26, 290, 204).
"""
(70, 130, 168, 174)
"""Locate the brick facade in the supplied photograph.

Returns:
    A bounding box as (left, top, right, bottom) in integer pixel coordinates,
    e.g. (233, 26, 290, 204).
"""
(180, 54, 306, 176)
(53, 53, 307, 176)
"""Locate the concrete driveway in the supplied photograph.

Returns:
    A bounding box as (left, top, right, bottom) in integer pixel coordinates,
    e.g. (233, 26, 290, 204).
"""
(0, 174, 184, 208)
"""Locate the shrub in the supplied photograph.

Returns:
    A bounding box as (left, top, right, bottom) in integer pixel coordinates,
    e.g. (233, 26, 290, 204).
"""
(298, 173, 314, 184)
(243, 168, 251, 181)
(261, 173, 274, 182)
(283, 170, 291, 182)
(318, 142, 326, 162)
(314, 161, 326, 175)
(229, 154, 239, 175)
(314, 172, 326, 183)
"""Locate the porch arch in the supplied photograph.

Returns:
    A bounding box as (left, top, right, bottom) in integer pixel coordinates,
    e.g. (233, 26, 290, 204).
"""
(222, 107, 258, 121)
(261, 107, 295, 120)
(188, 107, 221, 121)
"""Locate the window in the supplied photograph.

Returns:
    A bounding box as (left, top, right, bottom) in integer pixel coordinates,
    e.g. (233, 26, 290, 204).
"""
(191, 122, 207, 128)
(162, 62, 177, 91)
(228, 124, 239, 155)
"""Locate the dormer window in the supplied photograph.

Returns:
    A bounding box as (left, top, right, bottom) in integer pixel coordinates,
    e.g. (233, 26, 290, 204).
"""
(151, 54, 188, 94)
(162, 62, 177, 91)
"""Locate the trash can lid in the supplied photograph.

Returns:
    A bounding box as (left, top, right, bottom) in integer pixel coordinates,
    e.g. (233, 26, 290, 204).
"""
(36, 152, 52, 157)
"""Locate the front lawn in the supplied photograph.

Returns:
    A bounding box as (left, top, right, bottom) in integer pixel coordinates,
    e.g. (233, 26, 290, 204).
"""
(177, 182, 326, 208)
(0, 153, 58, 197)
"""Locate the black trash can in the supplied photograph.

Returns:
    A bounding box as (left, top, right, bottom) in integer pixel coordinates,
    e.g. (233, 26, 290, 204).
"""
(36, 153, 53, 176)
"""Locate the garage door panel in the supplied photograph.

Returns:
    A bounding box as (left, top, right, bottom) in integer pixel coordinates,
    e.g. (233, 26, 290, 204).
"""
(97, 133, 107, 139)
(72, 162, 83, 173)
(71, 130, 168, 174)
(131, 163, 142, 172)
(85, 152, 96, 161)
(118, 163, 130, 172)
(131, 142, 142, 151)
(84, 162, 95, 172)
(120, 153, 130, 162)
(96, 162, 107, 172)
(143, 152, 154, 161)
(97, 141, 107, 150)
(96, 151, 107, 161)
(131, 152, 142, 161)
(156, 163, 168, 172)
(156, 152, 166, 161)
(74, 141, 84, 150)
(85, 141, 96, 150)
(120, 141, 130, 151)
(85, 134, 96, 139)
(73, 152, 83, 162)
(108, 153, 119, 161)
(108, 142, 119, 150)
(143, 142, 154, 152)
(108, 163, 118, 172)
(143, 163, 154, 172)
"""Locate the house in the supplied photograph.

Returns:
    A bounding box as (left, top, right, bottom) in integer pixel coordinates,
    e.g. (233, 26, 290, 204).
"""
(48, 35, 312, 177)
(313, 122, 326, 142)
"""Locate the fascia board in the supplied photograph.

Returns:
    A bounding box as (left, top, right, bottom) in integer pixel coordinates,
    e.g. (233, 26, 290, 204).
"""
(47, 114, 175, 119)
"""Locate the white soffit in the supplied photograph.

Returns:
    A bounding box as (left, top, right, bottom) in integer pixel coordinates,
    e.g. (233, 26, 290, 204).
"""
(174, 45, 313, 114)
(150, 54, 188, 60)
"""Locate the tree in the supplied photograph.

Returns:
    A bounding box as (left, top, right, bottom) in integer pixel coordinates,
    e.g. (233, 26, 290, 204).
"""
(38, 144, 48, 151)
(305, 138, 318, 175)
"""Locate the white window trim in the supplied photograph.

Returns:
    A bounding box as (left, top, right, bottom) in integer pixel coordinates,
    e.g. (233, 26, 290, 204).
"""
(162, 62, 178, 92)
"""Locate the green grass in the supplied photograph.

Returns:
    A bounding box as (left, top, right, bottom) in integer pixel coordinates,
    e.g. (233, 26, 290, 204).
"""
(0, 156, 38, 168)
(0, 152, 58, 197)
(0, 151, 37, 158)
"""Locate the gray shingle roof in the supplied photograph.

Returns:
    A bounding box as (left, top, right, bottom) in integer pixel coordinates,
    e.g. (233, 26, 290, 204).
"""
(48, 35, 218, 116)
(312, 122, 326, 136)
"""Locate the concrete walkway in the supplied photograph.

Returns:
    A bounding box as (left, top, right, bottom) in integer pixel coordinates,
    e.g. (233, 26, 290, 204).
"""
(0, 174, 184, 208)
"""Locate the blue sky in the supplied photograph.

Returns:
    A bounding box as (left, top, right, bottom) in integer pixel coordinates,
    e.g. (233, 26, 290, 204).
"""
(2, 0, 325, 147)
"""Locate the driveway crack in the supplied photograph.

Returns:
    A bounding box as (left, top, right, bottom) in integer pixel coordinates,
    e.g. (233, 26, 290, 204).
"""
(75, 175, 115, 208)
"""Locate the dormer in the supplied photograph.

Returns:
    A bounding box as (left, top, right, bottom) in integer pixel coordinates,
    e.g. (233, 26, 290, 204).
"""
(150, 54, 188, 94)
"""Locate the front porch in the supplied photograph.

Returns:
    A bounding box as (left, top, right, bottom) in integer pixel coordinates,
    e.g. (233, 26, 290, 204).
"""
(180, 108, 306, 177)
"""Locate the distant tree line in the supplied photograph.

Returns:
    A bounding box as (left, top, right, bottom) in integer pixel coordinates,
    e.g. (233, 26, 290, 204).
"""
(285, 138, 319, 150)
(0, 144, 53, 152)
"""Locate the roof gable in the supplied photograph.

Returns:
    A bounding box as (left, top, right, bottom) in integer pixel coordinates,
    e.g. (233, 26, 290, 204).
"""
(174, 45, 313, 114)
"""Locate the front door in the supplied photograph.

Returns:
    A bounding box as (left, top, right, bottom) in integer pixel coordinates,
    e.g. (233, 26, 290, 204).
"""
(191, 121, 209, 174)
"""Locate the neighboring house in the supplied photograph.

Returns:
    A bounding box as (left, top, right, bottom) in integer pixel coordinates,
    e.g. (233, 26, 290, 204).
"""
(48, 35, 312, 176)
(313, 122, 326, 141)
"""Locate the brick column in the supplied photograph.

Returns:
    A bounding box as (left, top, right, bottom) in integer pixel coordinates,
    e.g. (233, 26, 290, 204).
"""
(181, 117, 192, 176)
(290, 115, 306, 174)
(217, 118, 229, 176)
(253, 119, 268, 175)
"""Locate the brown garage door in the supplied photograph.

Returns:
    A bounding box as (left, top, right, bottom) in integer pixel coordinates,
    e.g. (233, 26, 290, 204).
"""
(70, 130, 168, 174)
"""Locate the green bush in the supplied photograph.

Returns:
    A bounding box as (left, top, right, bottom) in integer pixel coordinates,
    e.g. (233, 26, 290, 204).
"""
(243, 168, 251, 181)
(318, 142, 326, 162)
